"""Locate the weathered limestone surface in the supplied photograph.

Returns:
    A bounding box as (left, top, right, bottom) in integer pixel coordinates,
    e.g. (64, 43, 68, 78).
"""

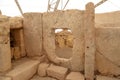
(0, 76, 12, 80)
(23, 13, 43, 57)
(96, 52, 120, 76)
(43, 10, 85, 71)
(66, 72, 84, 80)
(95, 11, 120, 25)
(96, 27, 120, 76)
(47, 64, 68, 80)
(31, 75, 57, 80)
(38, 63, 49, 77)
(11, 47, 21, 60)
(9, 17, 23, 29)
(6, 60, 40, 80)
(0, 15, 11, 72)
(96, 75, 120, 80)
(84, 3, 95, 80)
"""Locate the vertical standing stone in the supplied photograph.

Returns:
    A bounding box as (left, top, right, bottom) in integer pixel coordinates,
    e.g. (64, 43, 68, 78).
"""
(19, 29, 26, 57)
(0, 16, 11, 72)
(23, 13, 43, 57)
(84, 2, 95, 80)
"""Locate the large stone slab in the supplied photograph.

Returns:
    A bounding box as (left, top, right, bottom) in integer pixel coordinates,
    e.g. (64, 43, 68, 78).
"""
(66, 72, 84, 80)
(6, 60, 40, 80)
(96, 27, 120, 67)
(96, 75, 120, 80)
(96, 52, 120, 76)
(0, 44, 11, 72)
(47, 64, 68, 80)
(9, 17, 23, 29)
(23, 13, 43, 57)
(38, 63, 49, 77)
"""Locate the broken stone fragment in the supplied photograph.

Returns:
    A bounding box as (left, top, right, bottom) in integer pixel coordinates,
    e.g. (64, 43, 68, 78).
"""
(47, 64, 68, 80)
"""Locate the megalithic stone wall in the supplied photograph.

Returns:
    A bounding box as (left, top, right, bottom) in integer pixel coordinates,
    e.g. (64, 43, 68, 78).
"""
(0, 15, 11, 72)
(23, 13, 43, 57)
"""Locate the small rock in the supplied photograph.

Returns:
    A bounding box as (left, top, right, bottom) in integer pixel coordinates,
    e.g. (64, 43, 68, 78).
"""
(47, 64, 68, 80)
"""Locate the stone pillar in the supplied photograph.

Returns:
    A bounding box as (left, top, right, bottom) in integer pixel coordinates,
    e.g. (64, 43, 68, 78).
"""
(84, 2, 95, 80)
(0, 15, 11, 72)
(19, 29, 26, 57)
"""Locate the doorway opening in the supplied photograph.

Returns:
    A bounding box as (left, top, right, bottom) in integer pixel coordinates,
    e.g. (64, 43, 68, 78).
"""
(10, 29, 26, 61)
(54, 28, 73, 59)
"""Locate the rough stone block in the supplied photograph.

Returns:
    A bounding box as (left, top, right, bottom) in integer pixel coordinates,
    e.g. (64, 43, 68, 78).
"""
(0, 44, 11, 72)
(96, 75, 120, 80)
(47, 64, 68, 80)
(66, 72, 84, 80)
(38, 63, 49, 77)
(96, 52, 120, 76)
(13, 47, 21, 60)
(0, 76, 11, 80)
(6, 60, 40, 80)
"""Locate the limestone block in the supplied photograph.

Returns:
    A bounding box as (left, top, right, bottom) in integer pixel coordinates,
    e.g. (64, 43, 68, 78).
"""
(0, 76, 11, 80)
(47, 64, 68, 80)
(0, 44, 11, 72)
(43, 10, 84, 71)
(23, 13, 43, 57)
(66, 72, 84, 80)
(96, 52, 120, 76)
(96, 75, 120, 80)
(6, 60, 40, 80)
(0, 15, 8, 22)
(96, 27, 120, 66)
(84, 3, 95, 80)
(9, 17, 23, 29)
(13, 47, 21, 60)
(19, 29, 26, 57)
(38, 63, 49, 77)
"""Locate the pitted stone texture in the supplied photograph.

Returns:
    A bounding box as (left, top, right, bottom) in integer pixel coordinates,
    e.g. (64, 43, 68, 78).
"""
(96, 27, 120, 67)
(0, 76, 11, 80)
(0, 44, 11, 72)
(9, 17, 23, 29)
(6, 60, 40, 80)
(96, 75, 120, 80)
(47, 64, 68, 80)
(23, 13, 43, 57)
(66, 72, 84, 80)
(96, 52, 120, 76)
(38, 63, 49, 77)
(31, 75, 57, 80)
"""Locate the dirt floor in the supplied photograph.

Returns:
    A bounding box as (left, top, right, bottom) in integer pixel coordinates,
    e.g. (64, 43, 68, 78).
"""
(55, 47, 72, 59)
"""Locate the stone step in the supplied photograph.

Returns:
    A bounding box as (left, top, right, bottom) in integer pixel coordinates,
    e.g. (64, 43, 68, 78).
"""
(96, 75, 120, 80)
(31, 75, 57, 80)
(6, 59, 40, 80)
(47, 64, 68, 80)
(66, 72, 84, 80)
